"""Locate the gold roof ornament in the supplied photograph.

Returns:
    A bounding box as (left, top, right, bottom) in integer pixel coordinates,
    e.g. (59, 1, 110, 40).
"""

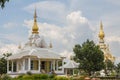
(32, 8, 39, 34)
(98, 21, 105, 39)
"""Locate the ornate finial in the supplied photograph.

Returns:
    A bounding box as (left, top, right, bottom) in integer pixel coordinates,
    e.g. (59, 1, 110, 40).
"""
(32, 8, 39, 34)
(100, 21, 103, 30)
(49, 41, 53, 48)
(98, 21, 105, 39)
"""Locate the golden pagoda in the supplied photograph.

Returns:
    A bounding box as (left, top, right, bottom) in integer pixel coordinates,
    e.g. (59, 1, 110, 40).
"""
(98, 21, 115, 62)
(32, 9, 39, 34)
(99, 21, 105, 40)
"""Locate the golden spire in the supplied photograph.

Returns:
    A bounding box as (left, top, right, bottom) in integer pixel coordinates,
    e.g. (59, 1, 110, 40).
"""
(32, 8, 39, 34)
(98, 21, 105, 39)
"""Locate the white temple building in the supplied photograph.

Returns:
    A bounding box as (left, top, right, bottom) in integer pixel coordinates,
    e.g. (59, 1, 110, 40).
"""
(7, 9, 65, 75)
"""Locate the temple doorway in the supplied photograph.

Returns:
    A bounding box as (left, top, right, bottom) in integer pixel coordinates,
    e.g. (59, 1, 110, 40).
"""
(41, 61, 51, 73)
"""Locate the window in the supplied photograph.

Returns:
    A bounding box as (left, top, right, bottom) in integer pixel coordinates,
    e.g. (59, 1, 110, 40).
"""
(9, 61, 12, 71)
(41, 61, 45, 70)
(31, 60, 33, 70)
(13, 61, 17, 72)
(30, 60, 39, 70)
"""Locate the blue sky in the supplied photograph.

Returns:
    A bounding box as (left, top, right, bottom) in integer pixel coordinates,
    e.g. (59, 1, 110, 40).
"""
(0, 0, 120, 63)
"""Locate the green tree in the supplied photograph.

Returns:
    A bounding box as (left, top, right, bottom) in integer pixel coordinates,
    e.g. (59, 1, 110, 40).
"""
(0, 53, 12, 74)
(0, 0, 9, 8)
(73, 39, 105, 76)
(115, 63, 120, 74)
(105, 59, 114, 70)
(104, 59, 115, 75)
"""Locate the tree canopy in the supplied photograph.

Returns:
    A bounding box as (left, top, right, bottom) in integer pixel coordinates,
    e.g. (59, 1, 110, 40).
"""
(73, 39, 105, 75)
(0, 53, 12, 74)
(0, 0, 9, 8)
(105, 59, 115, 70)
(115, 63, 120, 74)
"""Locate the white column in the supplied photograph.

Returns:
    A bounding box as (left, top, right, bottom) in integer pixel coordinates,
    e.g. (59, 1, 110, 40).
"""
(28, 57, 31, 71)
(23, 59, 25, 71)
(20, 61, 22, 71)
(62, 60, 64, 72)
(51, 61, 52, 71)
(17, 61, 19, 72)
(7, 60, 9, 73)
(38, 59, 41, 72)
(65, 69, 67, 75)
(12, 60, 13, 72)
(73, 69, 74, 75)
(53, 60, 55, 71)
(56, 60, 58, 71)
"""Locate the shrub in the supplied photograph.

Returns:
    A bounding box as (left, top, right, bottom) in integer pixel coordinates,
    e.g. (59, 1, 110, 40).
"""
(26, 74, 49, 79)
(54, 76, 69, 80)
(39, 74, 48, 79)
(18, 74, 24, 78)
(49, 74, 55, 79)
(13, 74, 24, 80)
(31, 74, 41, 79)
(14, 74, 81, 80)
(80, 71, 89, 76)
(26, 71, 32, 75)
(22, 75, 33, 80)
(72, 76, 86, 80)
(1, 74, 12, 80)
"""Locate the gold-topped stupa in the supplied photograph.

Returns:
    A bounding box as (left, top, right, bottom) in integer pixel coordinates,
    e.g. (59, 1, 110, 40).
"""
(99, 21, 105, 39)
(32, 9, 39, 34)
(98, 21, 115, 62)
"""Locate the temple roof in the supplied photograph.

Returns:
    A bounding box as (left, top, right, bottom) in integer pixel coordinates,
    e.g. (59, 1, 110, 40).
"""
(60, 60, 79, 69)
(7, 48, 63, 60)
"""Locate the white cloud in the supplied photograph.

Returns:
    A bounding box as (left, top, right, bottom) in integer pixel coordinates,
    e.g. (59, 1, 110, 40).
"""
(0, 33, 26, 55)
(0, 34, 26, 55)
(23, 19, 33, 29)
(106, 0, 120, 5)
(60, 50, 74, 58)
(5, 34, 26, 43)
(66, 11, 88, 24)
(106, 36, 120, 43)
(25, 1, 66, 13)
(24, 1, 66, 23)
(0, 33, 26, 44)
(0, 44, 18, 54)
(3, 22, 17, 28)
